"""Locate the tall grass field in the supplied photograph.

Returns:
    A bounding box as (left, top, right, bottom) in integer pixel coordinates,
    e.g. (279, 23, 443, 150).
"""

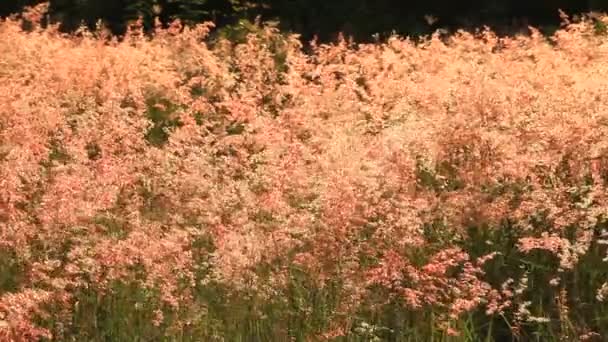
(1, 4, 608, 341)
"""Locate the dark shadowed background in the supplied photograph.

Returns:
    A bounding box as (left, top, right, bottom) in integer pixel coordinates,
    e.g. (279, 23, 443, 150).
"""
(3, 1, 608, 41)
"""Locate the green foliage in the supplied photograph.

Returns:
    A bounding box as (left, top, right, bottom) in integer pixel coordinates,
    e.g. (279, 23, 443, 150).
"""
(57, 281, 167, 342)
(144, 94, 183, 147)
(0, 249, 25, 293)
(415, 156, 465, 193)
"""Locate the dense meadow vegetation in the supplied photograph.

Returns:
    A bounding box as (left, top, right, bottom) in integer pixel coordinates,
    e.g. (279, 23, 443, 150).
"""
(2, 4, 608, 341)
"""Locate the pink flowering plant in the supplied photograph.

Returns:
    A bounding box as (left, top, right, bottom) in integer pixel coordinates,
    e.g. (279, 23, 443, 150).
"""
(0, 3, 607, 341)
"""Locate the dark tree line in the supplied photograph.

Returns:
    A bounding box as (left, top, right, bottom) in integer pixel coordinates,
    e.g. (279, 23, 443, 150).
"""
(3, 1, 608, 41)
